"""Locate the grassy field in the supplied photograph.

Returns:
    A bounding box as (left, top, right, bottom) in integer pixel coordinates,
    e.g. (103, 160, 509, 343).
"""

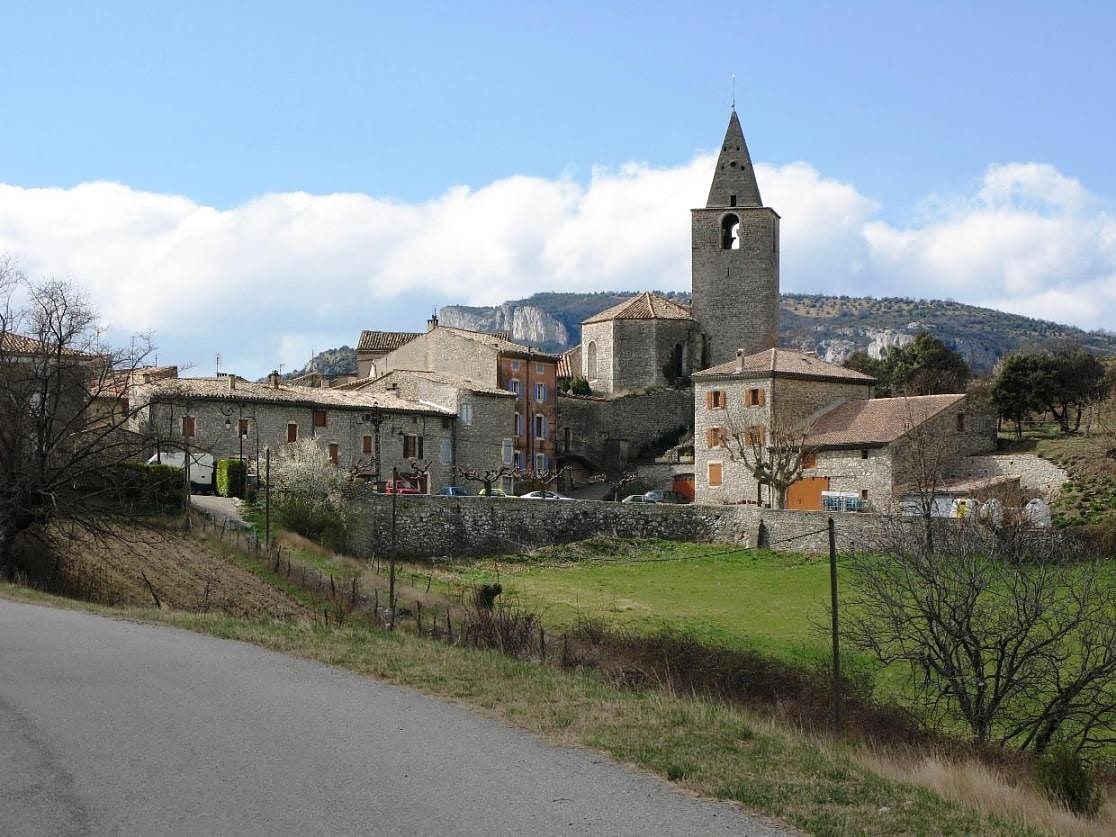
(442, 541, 840, 666)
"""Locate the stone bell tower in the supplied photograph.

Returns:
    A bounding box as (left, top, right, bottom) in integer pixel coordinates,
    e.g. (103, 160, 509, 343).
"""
(691, 110, 780, 368)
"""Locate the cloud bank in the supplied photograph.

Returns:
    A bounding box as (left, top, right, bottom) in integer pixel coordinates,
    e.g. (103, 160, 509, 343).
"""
(0, 156, 1112, 377)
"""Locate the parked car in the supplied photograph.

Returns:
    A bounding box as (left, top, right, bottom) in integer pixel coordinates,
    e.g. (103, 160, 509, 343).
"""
(620, 494, 648, 503)
(477, 487, 509, 497)
(383, 478, 422, 495)
(642, 489, 688, 504)
(519, 490, 575, 501)
(435, 485, 472, 497)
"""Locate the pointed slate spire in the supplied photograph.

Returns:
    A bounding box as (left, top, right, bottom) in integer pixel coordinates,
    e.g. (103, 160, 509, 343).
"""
(705, 110, 762, 208)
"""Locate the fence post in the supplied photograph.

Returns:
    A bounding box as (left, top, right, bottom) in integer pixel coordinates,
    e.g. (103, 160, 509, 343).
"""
(828, 516, 843, 732)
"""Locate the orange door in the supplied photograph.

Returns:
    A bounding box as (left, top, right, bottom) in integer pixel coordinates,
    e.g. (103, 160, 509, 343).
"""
(786, 477, 829, 511)
(672, 474, 695, 502)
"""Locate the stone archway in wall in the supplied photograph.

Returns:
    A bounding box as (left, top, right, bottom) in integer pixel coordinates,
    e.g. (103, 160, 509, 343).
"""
(586, 341, 597, 381)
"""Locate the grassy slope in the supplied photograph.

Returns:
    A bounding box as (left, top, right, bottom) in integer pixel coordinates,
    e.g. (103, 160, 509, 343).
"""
(453, 545, 832, 664)
(0, 581, 1025, 837)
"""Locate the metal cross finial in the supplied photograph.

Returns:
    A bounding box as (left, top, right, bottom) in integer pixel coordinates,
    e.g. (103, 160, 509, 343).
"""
(731, 73, 736, 111)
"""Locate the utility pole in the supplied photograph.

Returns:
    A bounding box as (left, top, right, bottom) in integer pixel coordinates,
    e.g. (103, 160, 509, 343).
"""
(264, 448, 271, 550)
(828, 516, 843, 731)
(389, 465, 398, 629)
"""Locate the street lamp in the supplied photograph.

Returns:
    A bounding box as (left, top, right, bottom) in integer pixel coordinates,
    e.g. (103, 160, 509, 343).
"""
(362, 406, 385, 486)
(219, 403, 246, 494)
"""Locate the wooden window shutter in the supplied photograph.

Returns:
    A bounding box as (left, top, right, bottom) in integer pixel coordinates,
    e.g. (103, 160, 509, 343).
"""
(705, 390, 714, 409)
(182, 416, 195, 437)
(708, 462, 723, 487)
(328, 443, 339, 465)
(287, 423, 298, 443)
(362, 435, 373, 455)
(758, 388, 766, 406)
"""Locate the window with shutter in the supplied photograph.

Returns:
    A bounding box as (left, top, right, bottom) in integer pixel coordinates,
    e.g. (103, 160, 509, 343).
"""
(238, 418, 249, 438)
(362, 435, 373, 455)
(287, 423, 298, 443)
(181, 416, 196, 438)
(708, 462, 723, 487)
(328, 443, 339, 465)
(313, 410, 327, 428)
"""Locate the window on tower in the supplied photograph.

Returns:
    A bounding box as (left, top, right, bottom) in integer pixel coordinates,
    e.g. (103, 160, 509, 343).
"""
(721, 213, 740, 249)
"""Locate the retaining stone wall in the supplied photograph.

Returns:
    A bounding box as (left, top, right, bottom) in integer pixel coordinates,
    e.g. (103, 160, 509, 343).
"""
(344, 493, 920, 559)
(947, 453, 1069, 498)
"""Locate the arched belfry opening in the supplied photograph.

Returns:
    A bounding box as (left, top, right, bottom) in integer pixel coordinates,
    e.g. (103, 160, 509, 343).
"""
(721, 213, 740, 249)
(586, 341, 597, 380)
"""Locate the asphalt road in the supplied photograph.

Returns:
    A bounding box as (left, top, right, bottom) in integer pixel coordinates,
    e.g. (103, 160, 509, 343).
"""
(0, 599, 786, 836)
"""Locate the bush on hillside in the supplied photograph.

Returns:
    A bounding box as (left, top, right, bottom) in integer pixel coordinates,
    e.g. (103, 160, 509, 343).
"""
(1034, 746, 1101, 816)
(111, 462, 185, 514)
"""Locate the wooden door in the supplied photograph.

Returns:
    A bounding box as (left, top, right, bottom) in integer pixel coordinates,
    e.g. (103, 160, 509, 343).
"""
(786, 477, 829, 511)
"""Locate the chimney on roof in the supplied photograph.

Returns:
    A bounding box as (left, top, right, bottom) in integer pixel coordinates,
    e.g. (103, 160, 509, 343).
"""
(229, 375, 236, 391)
(736, 349, 744, 372)
(268, 370, 280, 388)
(426, 310, 439, 331)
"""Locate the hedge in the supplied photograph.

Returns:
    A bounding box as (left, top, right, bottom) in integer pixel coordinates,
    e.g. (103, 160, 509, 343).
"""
(111, 462, 186, 514)
(216, 458, 247, 498)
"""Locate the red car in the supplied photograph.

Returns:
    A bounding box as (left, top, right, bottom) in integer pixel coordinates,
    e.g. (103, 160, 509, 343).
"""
(382, 478, 421, 495)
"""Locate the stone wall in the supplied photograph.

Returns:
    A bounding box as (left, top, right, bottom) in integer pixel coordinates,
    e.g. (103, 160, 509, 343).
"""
(805, 449, 894, 510)
(557, 388, 693, 469)
(946, 453, 1068, 498)
(344, 492, 920, 559)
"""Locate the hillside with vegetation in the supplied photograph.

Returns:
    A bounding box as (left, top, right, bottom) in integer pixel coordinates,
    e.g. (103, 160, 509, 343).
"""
(291, 293, 1115, 378)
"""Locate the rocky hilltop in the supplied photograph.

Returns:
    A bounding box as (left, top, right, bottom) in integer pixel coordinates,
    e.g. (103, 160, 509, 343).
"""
(290, 293, 1115, 379)
(442, 292, 1116, 373)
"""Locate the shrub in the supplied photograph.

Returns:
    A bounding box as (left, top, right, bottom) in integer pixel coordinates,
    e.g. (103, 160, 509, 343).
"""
(569, 376, 592, 396)
(111, 462, 185, 514)
(1033, 746, 1101, 816)
(216, 458, 246, 498)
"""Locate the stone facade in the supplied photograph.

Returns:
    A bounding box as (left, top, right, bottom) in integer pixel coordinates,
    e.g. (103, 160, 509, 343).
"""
(693, 358, 874, 505)
(362, 370, 514, 490)
(557, 388, 693, 470)
(579, 295, 700, 395)
(945, 453, 1068, 499)
(131, 376, 456, 490)
(375, 325, 559, 474)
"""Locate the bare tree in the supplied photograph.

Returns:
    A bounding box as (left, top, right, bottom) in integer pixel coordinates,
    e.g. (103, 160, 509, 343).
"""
(844, 525, 1116, 753)
(514, 465, 572, 494)
(0, 259, 161, 576)
(452, 464, 521, 495)
(723, 414, 813, 510)
(896, 399, 953, 553)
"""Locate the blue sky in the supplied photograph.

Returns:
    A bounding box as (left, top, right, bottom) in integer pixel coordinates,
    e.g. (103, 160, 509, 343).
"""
(1, 1, 1113, 377)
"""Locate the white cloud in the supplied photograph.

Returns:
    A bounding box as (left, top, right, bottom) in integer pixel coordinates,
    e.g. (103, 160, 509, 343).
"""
(0, 156, 1112, 377)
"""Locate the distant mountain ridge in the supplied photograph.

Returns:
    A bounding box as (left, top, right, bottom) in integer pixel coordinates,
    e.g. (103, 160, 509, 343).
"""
(289, 294, 1116, 378)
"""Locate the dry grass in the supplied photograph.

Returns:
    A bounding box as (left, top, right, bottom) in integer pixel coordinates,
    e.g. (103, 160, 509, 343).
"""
(854, 746, 1115, 837)
(37, 522, 306, 619)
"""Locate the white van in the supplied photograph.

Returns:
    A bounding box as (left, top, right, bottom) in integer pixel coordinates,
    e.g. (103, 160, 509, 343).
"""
(147, 451, 215, 494)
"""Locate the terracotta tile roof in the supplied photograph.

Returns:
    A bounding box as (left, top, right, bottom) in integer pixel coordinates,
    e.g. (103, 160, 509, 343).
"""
(357, 330, 421, 352)
(0, 331, 89, 357)
(136, 377, 453, 415)
(693, 347, 876, 383)
(557, 346, 581, 379)
(806, 394, 967, 449)
(438, 326, 560, 360)
(349, 369, 515, 398)
(583, 292, 693, 324)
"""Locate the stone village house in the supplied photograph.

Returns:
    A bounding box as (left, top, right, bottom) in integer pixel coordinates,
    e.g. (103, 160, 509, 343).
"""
(692, 348, 996, 509)
(128, 370, 458, 492)
(358, 318, 560, 481)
